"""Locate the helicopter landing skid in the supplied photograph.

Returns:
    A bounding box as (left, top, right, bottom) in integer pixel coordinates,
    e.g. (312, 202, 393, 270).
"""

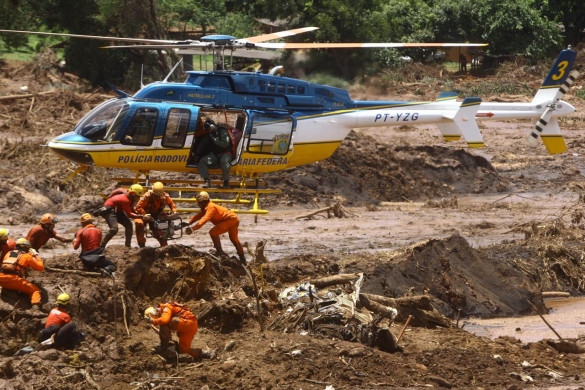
(110, 177, 280, 215)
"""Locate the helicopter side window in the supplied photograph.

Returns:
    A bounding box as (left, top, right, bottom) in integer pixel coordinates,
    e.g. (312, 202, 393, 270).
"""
(122, 108, 157, 146)
(297, 86, 305, 94)
(162, 108, 190, 148)
(199, 76, 232, 91)
(287, 85, 296, 94)
(258, 80, 266, 92)
(267, 82, 276, 93)
(277, 83, 286, 93)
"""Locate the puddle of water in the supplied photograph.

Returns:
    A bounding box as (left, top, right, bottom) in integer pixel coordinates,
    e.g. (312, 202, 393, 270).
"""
(464, 297, 585, 343)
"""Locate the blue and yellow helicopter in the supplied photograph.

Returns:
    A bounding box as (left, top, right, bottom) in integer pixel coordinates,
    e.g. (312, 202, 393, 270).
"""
(0, 28, 579, 213)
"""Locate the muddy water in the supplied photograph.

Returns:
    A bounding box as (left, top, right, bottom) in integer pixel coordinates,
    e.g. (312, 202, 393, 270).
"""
(464, 297, 585, 342)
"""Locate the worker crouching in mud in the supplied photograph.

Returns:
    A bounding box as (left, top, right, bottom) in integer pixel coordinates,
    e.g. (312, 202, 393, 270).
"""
(144, 302, 213, 360)
(73, 213, 117, 276)
(0, 238, 44, 311)
(38, 293, 84, 349)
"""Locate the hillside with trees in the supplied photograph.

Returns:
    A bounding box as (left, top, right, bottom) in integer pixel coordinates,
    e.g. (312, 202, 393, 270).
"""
(1, 0, 583, 87)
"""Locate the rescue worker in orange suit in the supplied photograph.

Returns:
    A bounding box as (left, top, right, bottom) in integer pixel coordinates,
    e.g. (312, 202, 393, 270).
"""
(135, 182, 177, 247)
(73, 213, 117, 276)
(0, 228, 16, 261)
(100, 184, 145, 248)
(185, 191, 246, 264)
(0, 238, 44, 311)
(144, 302, 210, 359)
(26, 213, 73, 251)
(38, 293, 84, 349)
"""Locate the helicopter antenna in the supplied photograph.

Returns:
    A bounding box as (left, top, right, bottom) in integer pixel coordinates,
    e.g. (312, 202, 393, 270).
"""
(140, 64, 145, 88)
(163, 57, 184, 83)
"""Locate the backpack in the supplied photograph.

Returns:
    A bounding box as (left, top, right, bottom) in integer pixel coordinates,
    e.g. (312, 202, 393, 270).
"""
(2, 250, 23, 275)
(168, 302, 196, 320)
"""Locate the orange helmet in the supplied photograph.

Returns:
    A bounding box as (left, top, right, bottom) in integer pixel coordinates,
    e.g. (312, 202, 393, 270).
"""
(196, 191, 210, 202)
(40, 213, 57, 225)
(80, 213, 94, 224)
(15, 238, 30, 248)
(152, 182, 165, 196)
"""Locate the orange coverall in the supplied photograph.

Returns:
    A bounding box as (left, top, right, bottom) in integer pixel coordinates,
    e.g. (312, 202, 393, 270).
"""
(26, 225, 57, 251)
(0, 238, 15, 262)
(135, 191, 177, 247)
(188, 201, 244, 256)
(152, 302, 199, 356)
(0, 250, 44, 304)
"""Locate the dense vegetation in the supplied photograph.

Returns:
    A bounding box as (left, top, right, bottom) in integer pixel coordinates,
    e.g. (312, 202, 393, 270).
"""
(0, 0, 583, 87)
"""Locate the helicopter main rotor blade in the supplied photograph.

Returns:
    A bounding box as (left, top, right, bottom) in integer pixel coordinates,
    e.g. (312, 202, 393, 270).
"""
(243, 27, 319, 43)
(102, 43, 212, 49)
(0, 29, 177, 44)
(255, 42, 488, 49)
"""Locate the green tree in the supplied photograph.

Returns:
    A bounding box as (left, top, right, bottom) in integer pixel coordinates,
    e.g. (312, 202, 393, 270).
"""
(468, 0, 562, 58)
(548, 0, 585, 47)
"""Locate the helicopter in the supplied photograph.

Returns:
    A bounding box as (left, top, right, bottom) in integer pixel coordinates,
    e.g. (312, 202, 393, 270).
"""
(0, 28, 579, 213)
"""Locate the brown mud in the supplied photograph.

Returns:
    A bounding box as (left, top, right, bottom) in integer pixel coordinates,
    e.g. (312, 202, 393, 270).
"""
(1, 50, 585, 389)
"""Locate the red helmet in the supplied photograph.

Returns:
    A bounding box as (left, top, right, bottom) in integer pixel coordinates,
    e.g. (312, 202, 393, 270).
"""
(40, 213, 57, 225)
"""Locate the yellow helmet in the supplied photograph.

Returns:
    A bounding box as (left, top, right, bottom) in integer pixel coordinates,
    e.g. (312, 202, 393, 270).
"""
(0, 228, 9, 241)
(144, 306, 158, 319)
(40, 213, 57, 225)
(57, 293, 71, 305)
(129, 184, 145, 197)
(15, 238, 30, 248)
(80, 213, 94, 224)
(152, 182, 164, 196)
(196, 191, 210, 202)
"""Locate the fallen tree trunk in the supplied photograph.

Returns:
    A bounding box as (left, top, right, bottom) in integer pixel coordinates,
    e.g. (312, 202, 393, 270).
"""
(360, 293, 453, 328)
(0, 90, 57, 101)
(309, 273, 361, 288)
(45, 266, 102, 277)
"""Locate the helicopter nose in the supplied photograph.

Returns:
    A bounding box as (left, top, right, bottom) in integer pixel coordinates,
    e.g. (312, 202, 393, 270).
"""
(48, 133, 95, 165)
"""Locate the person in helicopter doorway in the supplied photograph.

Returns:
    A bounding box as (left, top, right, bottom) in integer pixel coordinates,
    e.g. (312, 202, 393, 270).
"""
(38, 293, 85, 349)
(197, 118, 233, 189)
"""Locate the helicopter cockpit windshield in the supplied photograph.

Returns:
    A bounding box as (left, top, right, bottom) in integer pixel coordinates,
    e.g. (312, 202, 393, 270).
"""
(74, 99, 129, 141)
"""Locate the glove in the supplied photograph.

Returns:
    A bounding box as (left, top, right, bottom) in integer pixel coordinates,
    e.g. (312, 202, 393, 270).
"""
(29, 248, 39, 256)
(180, 222, 190, 228)
(143, 214, 152, 222)
(185, 227, 193, 235)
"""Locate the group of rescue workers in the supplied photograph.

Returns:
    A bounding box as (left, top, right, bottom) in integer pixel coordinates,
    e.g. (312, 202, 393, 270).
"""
(0, 182, 246, 358)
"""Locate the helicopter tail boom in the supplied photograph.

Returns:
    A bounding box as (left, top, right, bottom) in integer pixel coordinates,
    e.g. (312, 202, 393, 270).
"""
(437, 97, 483, 148)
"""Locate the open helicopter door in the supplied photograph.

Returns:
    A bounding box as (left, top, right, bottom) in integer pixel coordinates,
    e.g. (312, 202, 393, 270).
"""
(242, 112, 295, 169)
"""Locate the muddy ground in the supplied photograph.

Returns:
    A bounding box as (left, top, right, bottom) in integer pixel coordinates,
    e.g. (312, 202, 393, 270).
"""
(2, 49, 585, 389)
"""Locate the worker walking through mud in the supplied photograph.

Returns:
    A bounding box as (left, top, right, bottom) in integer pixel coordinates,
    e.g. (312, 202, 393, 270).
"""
(144, 302, 211, 359)
(0, 238, 44, 311)
(26, 213, 73, 251)
(99, 184, 145, 248)
(38, 293, 84, 349)
(73, 213, 117, 276)
(185, 191, 246, 263)
(135, 182, 177, 247)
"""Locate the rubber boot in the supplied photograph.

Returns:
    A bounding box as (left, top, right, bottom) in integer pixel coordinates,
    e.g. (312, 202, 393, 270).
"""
(202, 179, 211, 188)
(221, 180, 230, 189)
(211, 236, 226, 256)
(238, 253, 247, 265)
